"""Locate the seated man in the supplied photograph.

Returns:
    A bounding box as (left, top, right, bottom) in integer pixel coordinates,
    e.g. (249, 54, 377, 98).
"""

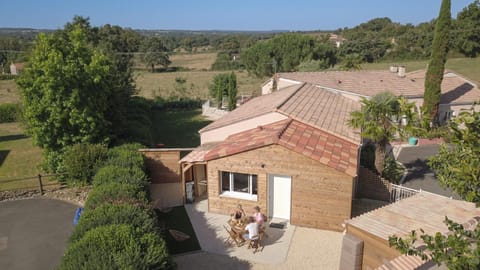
(243, 216, 259, 241)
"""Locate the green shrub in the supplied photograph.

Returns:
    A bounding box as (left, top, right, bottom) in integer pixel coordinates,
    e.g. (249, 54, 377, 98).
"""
(382, 156, 405, 184)
(93, 165, 148, 188)
(124, 97, 153, 146)
(0, 103, 21, 123)
(84, 182, 148, 210)
(59, 224, 174, 270)
(69, 203, 157, 243)
(106, 143, 146, 171)
(62, 143, 108, 186)
(152, 97, 203, 110)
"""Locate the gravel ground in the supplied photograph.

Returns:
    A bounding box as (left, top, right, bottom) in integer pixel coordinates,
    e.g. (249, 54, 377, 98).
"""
(175, 227, 343, 270)
(0, 186, 90, 206)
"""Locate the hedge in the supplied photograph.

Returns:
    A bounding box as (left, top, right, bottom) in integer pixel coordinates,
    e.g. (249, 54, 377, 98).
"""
(59, 224, 174, 270)
(62, 143, 108, 186)
(106, 143, 146, 171)
(92, 165, 148, 188)
(69, 203, 157, 243)
(84, 182, 148, 210)
(0, 103, 21, 123)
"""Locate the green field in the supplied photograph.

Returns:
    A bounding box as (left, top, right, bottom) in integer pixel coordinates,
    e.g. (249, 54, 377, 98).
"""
(0, 123, 43, 190)
(135, 70, 265, 99)
(361, 57, 480, 83)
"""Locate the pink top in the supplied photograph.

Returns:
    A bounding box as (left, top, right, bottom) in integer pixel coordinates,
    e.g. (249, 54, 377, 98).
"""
(254, 212, 264, 225)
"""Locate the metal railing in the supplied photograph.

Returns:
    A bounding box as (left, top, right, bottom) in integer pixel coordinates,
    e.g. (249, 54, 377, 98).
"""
(0, 174, 62, 194)
(390, 184, 420, 202)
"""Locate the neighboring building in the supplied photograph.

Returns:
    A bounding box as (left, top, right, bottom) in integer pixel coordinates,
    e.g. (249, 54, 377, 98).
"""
(329, 34, 347, 48)
(9, 62, 24, 75)
(341, 192, 480, 270)
(180, 82, 362, 231)
(263, 68, 480, 124)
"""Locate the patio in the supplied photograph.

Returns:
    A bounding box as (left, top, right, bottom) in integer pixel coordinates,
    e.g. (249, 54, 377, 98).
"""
(184, 198, 295, 264)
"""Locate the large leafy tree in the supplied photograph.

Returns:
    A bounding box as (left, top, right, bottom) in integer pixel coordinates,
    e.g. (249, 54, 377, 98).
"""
(390, 109, 480, 269)
(422, 0, 451, 126)
(141, 36, 171, 72)
(348, 92, 416, 174)
(18, 26, 113, 151)
(454, 0, 480, 57)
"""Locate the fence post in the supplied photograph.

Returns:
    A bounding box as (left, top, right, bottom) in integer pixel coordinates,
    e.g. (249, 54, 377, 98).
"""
(38, 174, 44, 195)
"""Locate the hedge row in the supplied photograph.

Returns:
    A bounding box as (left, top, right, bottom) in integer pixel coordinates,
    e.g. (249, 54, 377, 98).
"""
(0, 103, 21, 123)
(59, 143, 174, 270)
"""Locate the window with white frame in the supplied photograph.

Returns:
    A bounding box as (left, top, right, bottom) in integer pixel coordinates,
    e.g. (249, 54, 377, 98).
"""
(220, 171, 258, 199)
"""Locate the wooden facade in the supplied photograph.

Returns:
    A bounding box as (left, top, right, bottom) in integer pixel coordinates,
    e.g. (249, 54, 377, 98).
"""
(346, 225, 401, 270)
(140, 150, 181, 184)
(207, 144, 354, 231)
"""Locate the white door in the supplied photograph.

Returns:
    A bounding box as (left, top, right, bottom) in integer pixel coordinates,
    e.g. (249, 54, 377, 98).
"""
(268, 175, 291, 220)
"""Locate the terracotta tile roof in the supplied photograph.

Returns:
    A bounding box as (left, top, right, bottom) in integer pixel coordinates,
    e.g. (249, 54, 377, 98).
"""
(346, 192, 480, 241)
(277, 83, 361, 143)
(277, 70, 480, 104)
(204, 119, 359, 176)
(179, 142, 220, 163)
(199, 84, 302, 133)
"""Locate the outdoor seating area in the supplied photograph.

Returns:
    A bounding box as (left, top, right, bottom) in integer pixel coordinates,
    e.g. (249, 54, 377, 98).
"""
(184, 198, 295, 264)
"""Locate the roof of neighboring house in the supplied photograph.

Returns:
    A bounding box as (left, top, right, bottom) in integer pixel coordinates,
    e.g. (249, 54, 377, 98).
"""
(199, 83, 302, 133)
(277, 70, 480, 105)
(346, 192, 480, 241)
(178, 142, 220, 163)
(200, 82, 362, 143)
(204, 118, 359, 176)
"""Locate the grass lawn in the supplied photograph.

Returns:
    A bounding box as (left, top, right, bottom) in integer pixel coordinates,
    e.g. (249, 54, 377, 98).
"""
(0, 79, 20, 104)
(170, 52, 217, 70)
(151, 109, 212, 148)
(0, 122, 43, 190)
(135, 70, 265, 100)
(156, 206, 201, 255)
(361, 57, 480, 83)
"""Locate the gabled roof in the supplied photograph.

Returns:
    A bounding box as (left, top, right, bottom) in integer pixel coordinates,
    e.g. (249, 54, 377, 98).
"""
(204, 118, 359, 176)
(277, 70, 480, 104)
(346, 192, 480, 241)
(200, 82, 361, 144)
(199, 83, 302, 133)
(277, 83, 361, 143)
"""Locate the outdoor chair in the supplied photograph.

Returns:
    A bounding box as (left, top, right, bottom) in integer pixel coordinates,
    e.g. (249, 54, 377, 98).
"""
(246, 234, 263, 254)
(223, 225, 243, 247)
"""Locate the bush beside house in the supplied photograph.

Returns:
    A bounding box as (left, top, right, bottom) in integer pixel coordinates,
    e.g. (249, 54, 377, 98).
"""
(59, 143, 175, 270)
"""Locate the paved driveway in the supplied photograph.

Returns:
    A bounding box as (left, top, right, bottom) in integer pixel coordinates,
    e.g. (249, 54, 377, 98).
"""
(0, 198, 77, 270)
(397, 144, 459, 198)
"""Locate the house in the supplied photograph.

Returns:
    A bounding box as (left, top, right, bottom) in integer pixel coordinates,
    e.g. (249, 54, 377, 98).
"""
(329, 34, 347, 48)
(180, 82, 362, 231)
(9, 62, 24, 75)
(263, 68, 480, 124)
(340, 192, 480, 270)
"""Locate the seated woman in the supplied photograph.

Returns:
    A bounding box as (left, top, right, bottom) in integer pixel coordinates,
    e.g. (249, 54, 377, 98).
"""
(243, 216, 259, 241)
(230, 204, 246, 223)
(253, 206, 266, 230)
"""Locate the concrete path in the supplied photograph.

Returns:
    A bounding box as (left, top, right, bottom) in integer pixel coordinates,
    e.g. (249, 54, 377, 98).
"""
(0, 198, 77, 270)
(397, 144, 459, 198)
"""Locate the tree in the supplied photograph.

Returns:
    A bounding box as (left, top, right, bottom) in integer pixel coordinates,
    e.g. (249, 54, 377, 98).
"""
(348, 92, 416, 174)
(455, 0, 480, 57)
(423, 0, 451, 126)
(18, 26, 113, 153)
(141, 36, 171, 72)
(209, 73, 237, 111)
(389, 109, 480, 269)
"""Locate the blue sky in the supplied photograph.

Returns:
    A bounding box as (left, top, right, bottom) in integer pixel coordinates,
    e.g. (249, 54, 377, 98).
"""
(0, 0, 474, 30)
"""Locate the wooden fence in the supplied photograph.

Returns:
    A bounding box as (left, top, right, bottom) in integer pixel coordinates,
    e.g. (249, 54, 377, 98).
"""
(0, 174, 61, 194)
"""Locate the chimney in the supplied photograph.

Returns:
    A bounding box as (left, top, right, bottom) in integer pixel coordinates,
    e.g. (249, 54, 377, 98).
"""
(397, 66, 406, 78)
(389, 65, 398, 73)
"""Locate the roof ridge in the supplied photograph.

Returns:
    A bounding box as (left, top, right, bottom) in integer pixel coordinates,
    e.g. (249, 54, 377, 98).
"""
(275, 118, 293, 143)
(274, 82, 306, 110)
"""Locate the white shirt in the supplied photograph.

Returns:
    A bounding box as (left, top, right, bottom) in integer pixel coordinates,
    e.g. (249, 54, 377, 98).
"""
(245, 222, 259, 239)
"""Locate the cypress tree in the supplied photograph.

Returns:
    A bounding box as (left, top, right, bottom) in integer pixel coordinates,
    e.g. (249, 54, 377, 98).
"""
(423, 0, 451, 126)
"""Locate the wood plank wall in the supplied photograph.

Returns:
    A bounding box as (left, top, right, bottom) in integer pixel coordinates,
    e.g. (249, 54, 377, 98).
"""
(207, 145, 354, 231)
(140, 150, 181, 184)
